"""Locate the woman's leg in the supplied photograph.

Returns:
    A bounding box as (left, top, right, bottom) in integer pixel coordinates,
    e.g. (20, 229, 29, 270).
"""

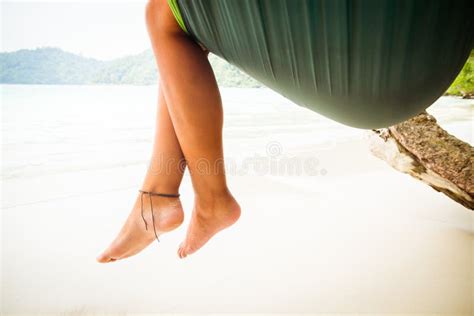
(97, 86, 185, 263)
(146, 0, 240, 259)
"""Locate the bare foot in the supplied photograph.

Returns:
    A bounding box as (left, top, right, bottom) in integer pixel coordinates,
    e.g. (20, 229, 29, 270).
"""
(97, 193, 184, 263)
(178, 192, 241, 259)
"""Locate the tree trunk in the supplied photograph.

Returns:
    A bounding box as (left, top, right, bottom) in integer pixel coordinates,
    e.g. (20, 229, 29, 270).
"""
(369, 111, 473, 210)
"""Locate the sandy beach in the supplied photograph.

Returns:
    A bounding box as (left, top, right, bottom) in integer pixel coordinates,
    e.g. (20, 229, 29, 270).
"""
(1, 85, 473, 314)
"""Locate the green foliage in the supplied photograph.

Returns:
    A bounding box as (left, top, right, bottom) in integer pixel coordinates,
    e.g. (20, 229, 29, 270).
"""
(90, 50, 159, 85)
(0, 47, 261, 87)
(0, 47, 103, 84)
(1, 47, 471, 93)
(446, 50, 474, 96)
(208, 55, 262, 88)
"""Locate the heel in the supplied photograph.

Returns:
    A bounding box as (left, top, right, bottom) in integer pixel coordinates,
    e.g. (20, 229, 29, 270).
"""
(139, 189, 181, 243)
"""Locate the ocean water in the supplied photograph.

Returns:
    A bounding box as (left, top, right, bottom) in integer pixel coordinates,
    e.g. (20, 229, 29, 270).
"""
(1, 84, 472, 180)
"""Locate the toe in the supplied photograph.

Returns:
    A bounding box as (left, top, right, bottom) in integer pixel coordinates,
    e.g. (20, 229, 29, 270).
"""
(178, 243, 186, 259)
(181, 248, 188, 259)
(96, 252, 110, 263)
(97, 247, 117, 263)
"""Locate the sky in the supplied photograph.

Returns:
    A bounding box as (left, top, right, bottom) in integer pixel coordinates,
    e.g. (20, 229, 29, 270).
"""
(1, 0, 152, 60)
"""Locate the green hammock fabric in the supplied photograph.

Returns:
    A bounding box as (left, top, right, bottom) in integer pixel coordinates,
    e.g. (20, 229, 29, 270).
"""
(169, 0, 474, 128)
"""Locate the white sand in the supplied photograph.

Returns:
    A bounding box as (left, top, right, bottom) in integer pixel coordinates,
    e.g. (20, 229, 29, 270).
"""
(1, 86, 473, 314)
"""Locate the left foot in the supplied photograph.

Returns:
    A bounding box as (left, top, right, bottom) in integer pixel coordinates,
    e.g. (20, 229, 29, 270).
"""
(178, 192, 241, 258)
(97, 192, 183, 263)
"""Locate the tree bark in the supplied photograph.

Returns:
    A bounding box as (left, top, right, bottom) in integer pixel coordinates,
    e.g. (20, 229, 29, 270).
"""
(369, 111, 473, 210)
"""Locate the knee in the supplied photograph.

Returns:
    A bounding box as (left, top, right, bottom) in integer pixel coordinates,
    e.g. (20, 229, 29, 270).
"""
(145, 0, 180, 33)
(145, 0, 166, 28)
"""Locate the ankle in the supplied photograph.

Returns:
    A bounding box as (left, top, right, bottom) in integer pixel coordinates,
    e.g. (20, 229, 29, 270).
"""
(194, 188, 237, 213)
(141, 180, 180, 197)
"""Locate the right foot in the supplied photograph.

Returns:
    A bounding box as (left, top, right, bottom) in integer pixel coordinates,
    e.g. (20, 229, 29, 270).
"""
(178, 192, 241, 259)
(97, 192, 184, 263)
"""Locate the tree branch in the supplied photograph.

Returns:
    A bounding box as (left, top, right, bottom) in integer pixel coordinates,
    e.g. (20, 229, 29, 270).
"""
(369, 112, 473, 209)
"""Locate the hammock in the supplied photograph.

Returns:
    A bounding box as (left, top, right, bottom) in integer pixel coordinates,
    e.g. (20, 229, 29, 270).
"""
(168, 0, 474, 128)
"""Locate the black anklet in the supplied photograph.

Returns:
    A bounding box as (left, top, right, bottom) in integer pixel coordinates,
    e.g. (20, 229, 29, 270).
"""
(139, 190, 180, 243)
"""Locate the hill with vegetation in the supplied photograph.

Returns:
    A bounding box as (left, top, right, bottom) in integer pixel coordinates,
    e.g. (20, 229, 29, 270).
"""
(0, 47, 472, 95)
(0, 47, 262, 87)
(0, 48, 102, 84)
(445, 50, 474, 98)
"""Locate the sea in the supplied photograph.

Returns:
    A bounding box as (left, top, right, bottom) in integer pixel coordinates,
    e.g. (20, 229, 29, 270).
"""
(1, 85, 472, 180)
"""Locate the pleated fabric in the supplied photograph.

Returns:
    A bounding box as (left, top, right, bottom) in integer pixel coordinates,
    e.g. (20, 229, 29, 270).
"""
(175, 0, 473, 128)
